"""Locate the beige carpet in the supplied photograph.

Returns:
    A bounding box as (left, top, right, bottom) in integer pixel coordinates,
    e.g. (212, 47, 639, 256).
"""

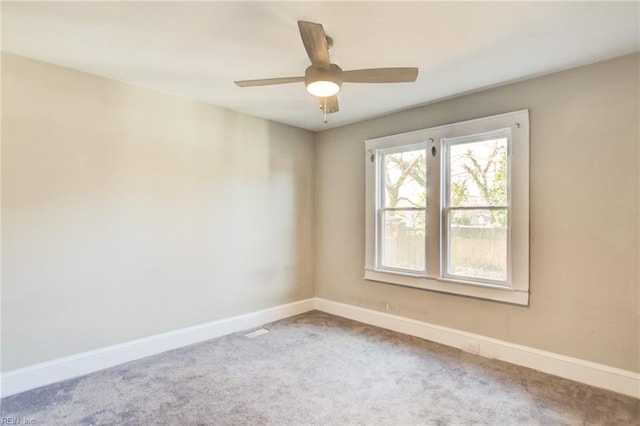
(1, 311, 638, 425)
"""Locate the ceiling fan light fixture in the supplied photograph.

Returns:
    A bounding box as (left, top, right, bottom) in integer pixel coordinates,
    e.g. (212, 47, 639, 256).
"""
(305, 65, 342, 97)
(306, 80, 340, 97)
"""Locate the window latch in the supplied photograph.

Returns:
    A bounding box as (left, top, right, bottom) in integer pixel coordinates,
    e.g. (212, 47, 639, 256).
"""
(367, 150, 374, 162)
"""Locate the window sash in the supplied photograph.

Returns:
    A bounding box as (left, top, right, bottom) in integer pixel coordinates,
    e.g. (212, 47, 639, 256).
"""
(441, 206, 510, 286)
(375, 143, 427, 275)
(441, 128, 513, 286)
(376, 207, 427, 274)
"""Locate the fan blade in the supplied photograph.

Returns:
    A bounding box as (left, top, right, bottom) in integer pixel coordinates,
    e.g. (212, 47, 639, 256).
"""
(342, 68, 418, 83)
(234, 76, 305, 87)
(298, 21, 330, 67)
(322, 96, 339, 114)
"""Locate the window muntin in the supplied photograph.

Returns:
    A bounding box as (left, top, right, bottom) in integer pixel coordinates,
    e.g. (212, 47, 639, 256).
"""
(442, 130, 511, 285)
(364, 110, 529, 305)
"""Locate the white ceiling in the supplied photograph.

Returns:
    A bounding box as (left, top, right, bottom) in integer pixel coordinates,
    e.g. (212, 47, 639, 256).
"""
(2, 1, 638, 132)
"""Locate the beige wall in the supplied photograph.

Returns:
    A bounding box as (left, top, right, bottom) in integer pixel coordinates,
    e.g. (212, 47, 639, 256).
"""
(315, 53, 640, 372)
(1, 53, 315, 372)
(3, 52, 638, 375)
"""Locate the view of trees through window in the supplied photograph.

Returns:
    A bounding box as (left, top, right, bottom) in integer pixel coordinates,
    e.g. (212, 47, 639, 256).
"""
(379, 137, 509, 281)
(447, 137, 508, 281)
(381, 148, 426, 271)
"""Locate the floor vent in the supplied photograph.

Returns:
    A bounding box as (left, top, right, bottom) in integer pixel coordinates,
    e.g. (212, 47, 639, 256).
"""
(245, 328, 269, 338)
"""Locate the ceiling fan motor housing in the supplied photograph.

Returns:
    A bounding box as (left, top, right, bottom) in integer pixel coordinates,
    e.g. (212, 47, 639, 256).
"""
(305, 64, 343, 96)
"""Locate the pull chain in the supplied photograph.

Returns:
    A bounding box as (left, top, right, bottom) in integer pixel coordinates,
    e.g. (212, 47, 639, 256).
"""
(322, 97, 328, 123)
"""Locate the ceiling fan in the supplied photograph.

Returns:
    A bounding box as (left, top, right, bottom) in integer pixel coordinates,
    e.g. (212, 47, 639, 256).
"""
(234, 21, 419, 123)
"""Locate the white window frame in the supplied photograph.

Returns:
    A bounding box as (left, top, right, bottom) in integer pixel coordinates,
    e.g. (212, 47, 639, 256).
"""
(364, 110, 529, 305)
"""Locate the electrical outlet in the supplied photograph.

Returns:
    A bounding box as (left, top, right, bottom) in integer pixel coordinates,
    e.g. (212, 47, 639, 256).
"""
(463, 341, 480, 354)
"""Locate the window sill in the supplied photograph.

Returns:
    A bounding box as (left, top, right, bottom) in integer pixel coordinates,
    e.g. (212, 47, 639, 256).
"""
(364, 269, 529, 306)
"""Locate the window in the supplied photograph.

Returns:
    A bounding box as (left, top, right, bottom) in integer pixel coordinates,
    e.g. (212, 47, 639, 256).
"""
(442, 130, 510, 284)
(365, 110, 529, 305)
(377, 144, 427, 274)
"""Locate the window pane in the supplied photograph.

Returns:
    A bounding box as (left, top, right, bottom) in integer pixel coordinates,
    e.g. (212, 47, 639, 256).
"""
(383, 149, 426, 208)
(449, 138, 507, 207)
(448, 209, 507, 281)
(381, 210, 425, 271)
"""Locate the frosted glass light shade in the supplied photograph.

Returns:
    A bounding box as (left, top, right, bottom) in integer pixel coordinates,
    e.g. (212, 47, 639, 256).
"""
(306, 80, 340, 97)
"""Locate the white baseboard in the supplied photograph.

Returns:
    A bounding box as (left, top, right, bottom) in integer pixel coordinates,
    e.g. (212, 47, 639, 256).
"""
(0, 298, 315, 398)
(3, 297, 638, 400)
(314, 298, 640, 399)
